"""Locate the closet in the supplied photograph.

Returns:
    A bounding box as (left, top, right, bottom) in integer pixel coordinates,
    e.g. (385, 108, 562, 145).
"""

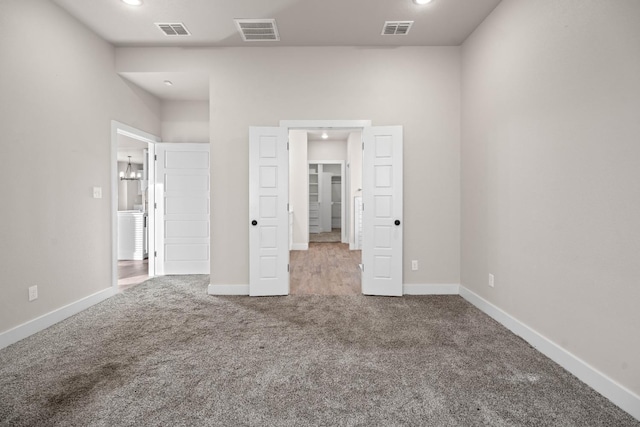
(309, 163, 342, 234)
(309, 164, 320, 233)
(331, 175, 341, 229)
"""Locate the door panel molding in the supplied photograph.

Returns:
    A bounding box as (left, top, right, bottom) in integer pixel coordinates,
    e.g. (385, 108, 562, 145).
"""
(155, 143, 211, 275)
(362, 126, 403, 296)
(249, 127, 290, 296)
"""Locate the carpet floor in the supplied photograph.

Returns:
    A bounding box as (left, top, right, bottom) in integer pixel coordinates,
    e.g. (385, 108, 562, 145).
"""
(0, 275, 637, 426)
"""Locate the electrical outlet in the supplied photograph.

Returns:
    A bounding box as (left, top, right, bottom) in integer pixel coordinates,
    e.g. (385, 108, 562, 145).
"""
(488, 274, 495, 288)
(411, 260, 418, 271)
(93, 187, 102, 199)
(28, 285, 38, 301)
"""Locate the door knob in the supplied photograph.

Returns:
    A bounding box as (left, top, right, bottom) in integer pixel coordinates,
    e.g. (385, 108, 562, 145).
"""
(394, 220, 401, 226)
(251, 220, 258, 226)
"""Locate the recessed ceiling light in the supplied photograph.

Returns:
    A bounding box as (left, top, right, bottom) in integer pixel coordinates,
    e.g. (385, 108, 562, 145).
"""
(321, 132, 328, 139)
(413, 0, 433, 4)
(122, 0, 143, 6)
(164, 80, 173, 86)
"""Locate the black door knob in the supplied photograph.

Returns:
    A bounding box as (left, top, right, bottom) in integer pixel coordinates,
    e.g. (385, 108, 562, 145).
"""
(394, 220, 401, 226)
(251, 220, 258, 226)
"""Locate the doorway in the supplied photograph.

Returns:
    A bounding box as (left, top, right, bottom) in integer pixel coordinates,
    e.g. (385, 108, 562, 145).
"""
(116, 142, 148, 290)
(290, 130, 359, 295)
(308, 161, 344, 244)
(110, 121, 159, 291)
(249, 121, 403, 297)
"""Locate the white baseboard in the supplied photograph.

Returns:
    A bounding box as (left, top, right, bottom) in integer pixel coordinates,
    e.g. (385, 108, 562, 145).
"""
(207, 284, 250, 295)
(403, 283, 460, 295)
(0, 287, 115, 350)
(459, 286, 640, 422)
(291, 243, 309, 251)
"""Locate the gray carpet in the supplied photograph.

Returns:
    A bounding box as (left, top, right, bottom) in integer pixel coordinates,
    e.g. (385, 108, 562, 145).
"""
(0, 275, 637, 426)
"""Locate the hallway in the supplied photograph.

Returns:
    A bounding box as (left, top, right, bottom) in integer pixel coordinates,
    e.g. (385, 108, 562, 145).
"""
(290, 243, 361, 295)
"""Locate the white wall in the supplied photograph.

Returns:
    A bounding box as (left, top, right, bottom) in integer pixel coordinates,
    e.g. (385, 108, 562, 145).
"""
(161, 100, 209, 143)
(308, 139, 347, 162)
(0, 0, 161, 333)
(461, 0, 640, 397)
(116, 46, 461, 288)
(289, 130, 309, 248)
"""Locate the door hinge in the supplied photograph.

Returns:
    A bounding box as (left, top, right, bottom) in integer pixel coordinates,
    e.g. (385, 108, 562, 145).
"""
(362, 142, 364, 150)
(287, 203, 290, 211)
(154, 154, 157, 161)
(154, 251, 157, 257)
(287, 142, 289, 150)
(287, 264, 290, 272)
(154, 203, 157, 209)
(362, 203, 364, 211)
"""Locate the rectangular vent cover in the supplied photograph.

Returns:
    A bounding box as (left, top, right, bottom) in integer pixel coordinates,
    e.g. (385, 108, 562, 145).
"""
(382, 21, 414, 35)
(234, 19, 279, 41)
(156, 23, 191, 36)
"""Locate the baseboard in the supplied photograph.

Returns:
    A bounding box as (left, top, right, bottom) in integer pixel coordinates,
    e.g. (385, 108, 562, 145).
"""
(207, 284, 250, 295)
(403, 283, 460, 295)
(291, 243, 308, 251)
(0, 287, 115, 350)
(459, 286, 640, 422)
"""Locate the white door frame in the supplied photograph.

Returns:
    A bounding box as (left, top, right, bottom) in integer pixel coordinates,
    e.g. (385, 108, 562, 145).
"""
(283, 120, 371, 248)
(282, 120, 373, 294)
(110, 121, 160, 289)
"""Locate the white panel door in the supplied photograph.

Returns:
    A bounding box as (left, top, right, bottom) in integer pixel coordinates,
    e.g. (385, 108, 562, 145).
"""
(249, 127, 289, 296)
(155, 143, 210, 275)
(362, 126, 403, 296)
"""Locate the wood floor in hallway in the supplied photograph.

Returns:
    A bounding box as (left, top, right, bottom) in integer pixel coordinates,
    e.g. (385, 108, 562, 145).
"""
(309, 229, 341, 243)
(118, 259, 149, 291)
(290, 242, 362, 295)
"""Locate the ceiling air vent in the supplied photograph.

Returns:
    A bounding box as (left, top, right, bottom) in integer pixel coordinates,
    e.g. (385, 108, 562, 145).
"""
(382, 21, 414, 35)
(234, 19, 279, 42)
(155, 23, 191, 36)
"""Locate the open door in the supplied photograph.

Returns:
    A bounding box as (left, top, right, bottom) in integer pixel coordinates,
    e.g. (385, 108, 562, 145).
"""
(362, 126, 403, 296)
(249, 127, 289, 296)
(155, 143, 210, 275)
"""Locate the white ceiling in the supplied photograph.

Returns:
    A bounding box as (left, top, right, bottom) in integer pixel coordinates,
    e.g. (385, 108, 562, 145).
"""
(52, 0, 501, 101)
(53, 0, 501, 47)
(307, 130, 354, 142)
(120, 72, 210, 102)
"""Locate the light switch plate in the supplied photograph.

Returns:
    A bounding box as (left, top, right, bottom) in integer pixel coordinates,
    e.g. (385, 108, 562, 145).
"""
(93, 187, 102, 199)
(28, 285, 38, 301)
